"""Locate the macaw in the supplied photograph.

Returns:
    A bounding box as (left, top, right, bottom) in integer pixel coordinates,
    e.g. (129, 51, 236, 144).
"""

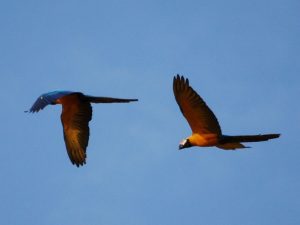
(173, 75, 280, 150)
(27, 91, 138, 167)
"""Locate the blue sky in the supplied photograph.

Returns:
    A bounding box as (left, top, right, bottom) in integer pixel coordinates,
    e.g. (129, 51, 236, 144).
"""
(1, 0, 299, 224)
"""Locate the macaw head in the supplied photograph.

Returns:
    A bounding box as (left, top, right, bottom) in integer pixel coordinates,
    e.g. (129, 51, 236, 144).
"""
(179, 138, 192, 150)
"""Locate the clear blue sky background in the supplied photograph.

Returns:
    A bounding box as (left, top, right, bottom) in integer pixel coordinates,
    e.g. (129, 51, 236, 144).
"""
(0, 0, 299, 224)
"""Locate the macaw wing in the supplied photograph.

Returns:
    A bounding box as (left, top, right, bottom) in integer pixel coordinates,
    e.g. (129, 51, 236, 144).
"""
(28, 91, 74, 113)
(85, 96, 138, 103)
(61, 98, 92, 167)
(173, 75, 222, 135)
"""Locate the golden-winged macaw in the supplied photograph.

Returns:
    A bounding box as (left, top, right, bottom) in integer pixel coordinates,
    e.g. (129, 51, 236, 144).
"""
(27, 91, 138, 167)
(173, 75, 280, 150)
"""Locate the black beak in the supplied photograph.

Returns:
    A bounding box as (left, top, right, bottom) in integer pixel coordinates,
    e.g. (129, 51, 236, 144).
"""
(179, 144, 184, 150)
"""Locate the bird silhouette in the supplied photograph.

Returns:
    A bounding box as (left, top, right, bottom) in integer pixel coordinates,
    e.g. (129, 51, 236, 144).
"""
(27, 91, 138, 167)
(173, 75, 280, 150)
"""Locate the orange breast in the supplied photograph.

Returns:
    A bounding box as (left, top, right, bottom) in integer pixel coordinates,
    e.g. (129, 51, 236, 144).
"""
(188, 133, 219, 147)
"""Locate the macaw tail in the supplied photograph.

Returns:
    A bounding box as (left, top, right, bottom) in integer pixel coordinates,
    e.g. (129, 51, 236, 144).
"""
(221, 134, 280, 143)
(217, 134, 280, 150)
(85, 96, 138, 103)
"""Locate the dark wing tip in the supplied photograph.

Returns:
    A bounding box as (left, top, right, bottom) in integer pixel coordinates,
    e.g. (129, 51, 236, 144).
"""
(117, 98, 138, 103)
(273, 134, 281, 138)
(173, 74, 189, 85)
(69, 150, 87, 167)
(174, 74, 184, 81)
(173, 74, 190, 94)
(175, 74, 181, 80)
(73, 160, 86, 167)
(66, 139, 88, 168)
(262, 133, 281, 139)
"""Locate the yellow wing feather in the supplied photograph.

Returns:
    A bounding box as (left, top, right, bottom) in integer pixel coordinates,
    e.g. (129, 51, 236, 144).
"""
(60, 94, 92, 167)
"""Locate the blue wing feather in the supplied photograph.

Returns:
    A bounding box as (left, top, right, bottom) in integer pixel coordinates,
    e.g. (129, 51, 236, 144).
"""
(29, 91, 75, 113)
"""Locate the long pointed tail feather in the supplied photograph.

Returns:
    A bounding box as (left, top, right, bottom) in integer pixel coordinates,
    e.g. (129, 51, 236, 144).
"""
(221, 134, 280, 143)
(85, 96, 138, 103)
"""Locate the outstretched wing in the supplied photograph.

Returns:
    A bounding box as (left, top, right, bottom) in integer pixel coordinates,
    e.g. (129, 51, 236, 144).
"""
(85, 96, 138, 103)
(173, 75, 222, 135)
(28, 91, 74, 113)
(60, 94, 92, 167)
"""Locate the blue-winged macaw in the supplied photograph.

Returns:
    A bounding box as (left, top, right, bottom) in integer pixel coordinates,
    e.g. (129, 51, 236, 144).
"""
(173, 75, 280, 150)
(27, 91, 138, 167)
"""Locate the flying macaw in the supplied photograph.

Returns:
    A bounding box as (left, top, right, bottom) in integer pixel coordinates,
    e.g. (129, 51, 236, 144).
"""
(173, 75, 280, 150)
(27, 91, 138, 167)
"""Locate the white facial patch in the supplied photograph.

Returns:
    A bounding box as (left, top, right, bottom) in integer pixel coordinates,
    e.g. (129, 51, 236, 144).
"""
(180, 139, 187, 146)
